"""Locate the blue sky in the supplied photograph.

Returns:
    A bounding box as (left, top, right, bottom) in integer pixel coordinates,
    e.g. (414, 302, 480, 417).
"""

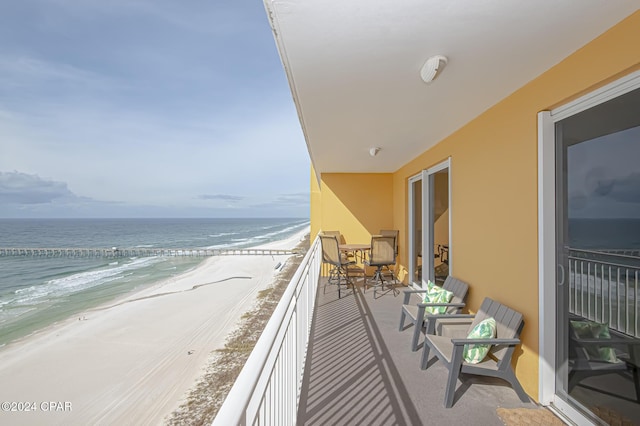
(0, 0, 310, 218)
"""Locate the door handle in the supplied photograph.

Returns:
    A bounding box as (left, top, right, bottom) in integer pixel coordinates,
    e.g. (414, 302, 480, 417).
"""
(557, 264, 565, 286)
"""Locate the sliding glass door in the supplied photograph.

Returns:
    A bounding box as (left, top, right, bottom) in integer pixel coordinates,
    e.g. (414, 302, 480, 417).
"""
(429, 165, 450, 285)
(554, 86, 640, 424)
(408, 159, 451, 288)
(408, 175, 423, 286)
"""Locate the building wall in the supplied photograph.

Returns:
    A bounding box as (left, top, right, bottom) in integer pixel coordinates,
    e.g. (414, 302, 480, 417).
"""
(310, 165, 322, 239)
(315, 173, 395, 245)
(393, 11, 640, 400)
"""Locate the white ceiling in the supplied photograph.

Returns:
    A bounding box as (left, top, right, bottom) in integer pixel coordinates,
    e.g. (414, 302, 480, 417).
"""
(264, 0, 639, 174)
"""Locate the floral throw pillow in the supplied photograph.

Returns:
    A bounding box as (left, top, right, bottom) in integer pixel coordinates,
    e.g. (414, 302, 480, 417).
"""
(463, 317, 496, 364)
(570, 320, 618, 363)
(422, 285, 453, 315)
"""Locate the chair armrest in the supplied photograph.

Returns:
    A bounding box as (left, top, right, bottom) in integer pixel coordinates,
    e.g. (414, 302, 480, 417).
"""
(403, 289, 428, 304)
(427, 313, 475, 320)
(413, 304, 467, 327)
(451, 337, 521, 346)
(422, 314, 475, 336)
(448, 338, 520, 369)
(428, 316, 473, 337)
(417, 302, 465, 309)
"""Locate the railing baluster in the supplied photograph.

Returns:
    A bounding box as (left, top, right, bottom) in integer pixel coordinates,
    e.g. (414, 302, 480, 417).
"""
(573, 259, 577, 313)
(568, 259, 573, 312)
(600, 264, 605, 324)
(580, 261, 585, 317)
(617, 268, 621, 331)
(587, 262, 592, 320)
(633, 271, 639, 336)
(609, 265, 613, 327)
(625, 269, 630, 334)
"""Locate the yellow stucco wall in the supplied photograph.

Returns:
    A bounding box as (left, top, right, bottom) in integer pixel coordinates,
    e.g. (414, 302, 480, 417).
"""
(316, 173, 395, 244)
(392, 11, 640, 400)
(310, 165, 322, 239)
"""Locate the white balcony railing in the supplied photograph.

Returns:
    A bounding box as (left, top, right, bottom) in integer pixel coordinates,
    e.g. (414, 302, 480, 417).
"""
(569, 248, 640, 337)
(212, 236, 321, 425)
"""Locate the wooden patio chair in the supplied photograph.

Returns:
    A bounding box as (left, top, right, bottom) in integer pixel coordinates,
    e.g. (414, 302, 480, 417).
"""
(398, 276, 469, 351)
(421, 297, 530, 407)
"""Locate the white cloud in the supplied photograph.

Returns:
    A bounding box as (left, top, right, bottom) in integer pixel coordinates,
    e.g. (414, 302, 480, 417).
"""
(197, 194, 244, 201)
(0, 55, 116, 91)
(0, 171, 82, 204)
(568, 126, 640, 218)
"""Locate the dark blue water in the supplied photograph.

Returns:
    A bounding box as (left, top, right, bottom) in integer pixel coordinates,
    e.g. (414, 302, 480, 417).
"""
(0, 218, 309, 346)
(569, 218, 640, 250)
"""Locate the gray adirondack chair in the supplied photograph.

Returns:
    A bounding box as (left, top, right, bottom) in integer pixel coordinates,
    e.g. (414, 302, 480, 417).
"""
(568, 319, 640, 400)
(398, 276, 469, 351)
(421, 297, 529, 407)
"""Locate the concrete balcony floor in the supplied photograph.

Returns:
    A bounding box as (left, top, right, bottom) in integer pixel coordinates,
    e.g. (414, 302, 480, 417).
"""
(297, 276, 549, 425)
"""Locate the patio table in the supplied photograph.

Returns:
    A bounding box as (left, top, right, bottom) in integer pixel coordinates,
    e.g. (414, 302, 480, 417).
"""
(339, 243, 370, 278)
(339, 243, 370, 261)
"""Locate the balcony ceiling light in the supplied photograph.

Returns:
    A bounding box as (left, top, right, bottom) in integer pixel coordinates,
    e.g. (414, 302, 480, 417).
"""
(420, 55, 448, 84)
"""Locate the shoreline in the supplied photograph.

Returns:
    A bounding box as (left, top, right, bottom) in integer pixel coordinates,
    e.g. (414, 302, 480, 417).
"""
(0, 227, 309, 426)
(0, 256, 206, 350)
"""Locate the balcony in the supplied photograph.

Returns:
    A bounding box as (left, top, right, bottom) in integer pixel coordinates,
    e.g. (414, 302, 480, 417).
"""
(296, 278, 539, 424)
(213, 236, 550, 424)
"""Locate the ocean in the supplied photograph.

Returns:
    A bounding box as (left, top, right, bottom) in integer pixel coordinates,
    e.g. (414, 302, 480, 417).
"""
(0, 218, 309, 347)
(569, 218, 640, 250)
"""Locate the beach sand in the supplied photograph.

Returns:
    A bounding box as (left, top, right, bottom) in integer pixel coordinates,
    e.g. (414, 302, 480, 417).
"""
(0, 228, 309, 426)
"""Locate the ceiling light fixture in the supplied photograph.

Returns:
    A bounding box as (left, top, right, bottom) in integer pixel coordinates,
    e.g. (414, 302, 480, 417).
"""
(420, 55, 448, 84)
(369, 147, 381, 157)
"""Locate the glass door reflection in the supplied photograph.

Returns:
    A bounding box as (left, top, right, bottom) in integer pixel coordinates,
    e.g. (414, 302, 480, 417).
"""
(555, 87, 640, 423)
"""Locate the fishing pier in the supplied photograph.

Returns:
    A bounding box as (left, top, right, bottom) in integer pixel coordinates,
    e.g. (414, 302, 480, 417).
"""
(0, 247, 299, 258)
